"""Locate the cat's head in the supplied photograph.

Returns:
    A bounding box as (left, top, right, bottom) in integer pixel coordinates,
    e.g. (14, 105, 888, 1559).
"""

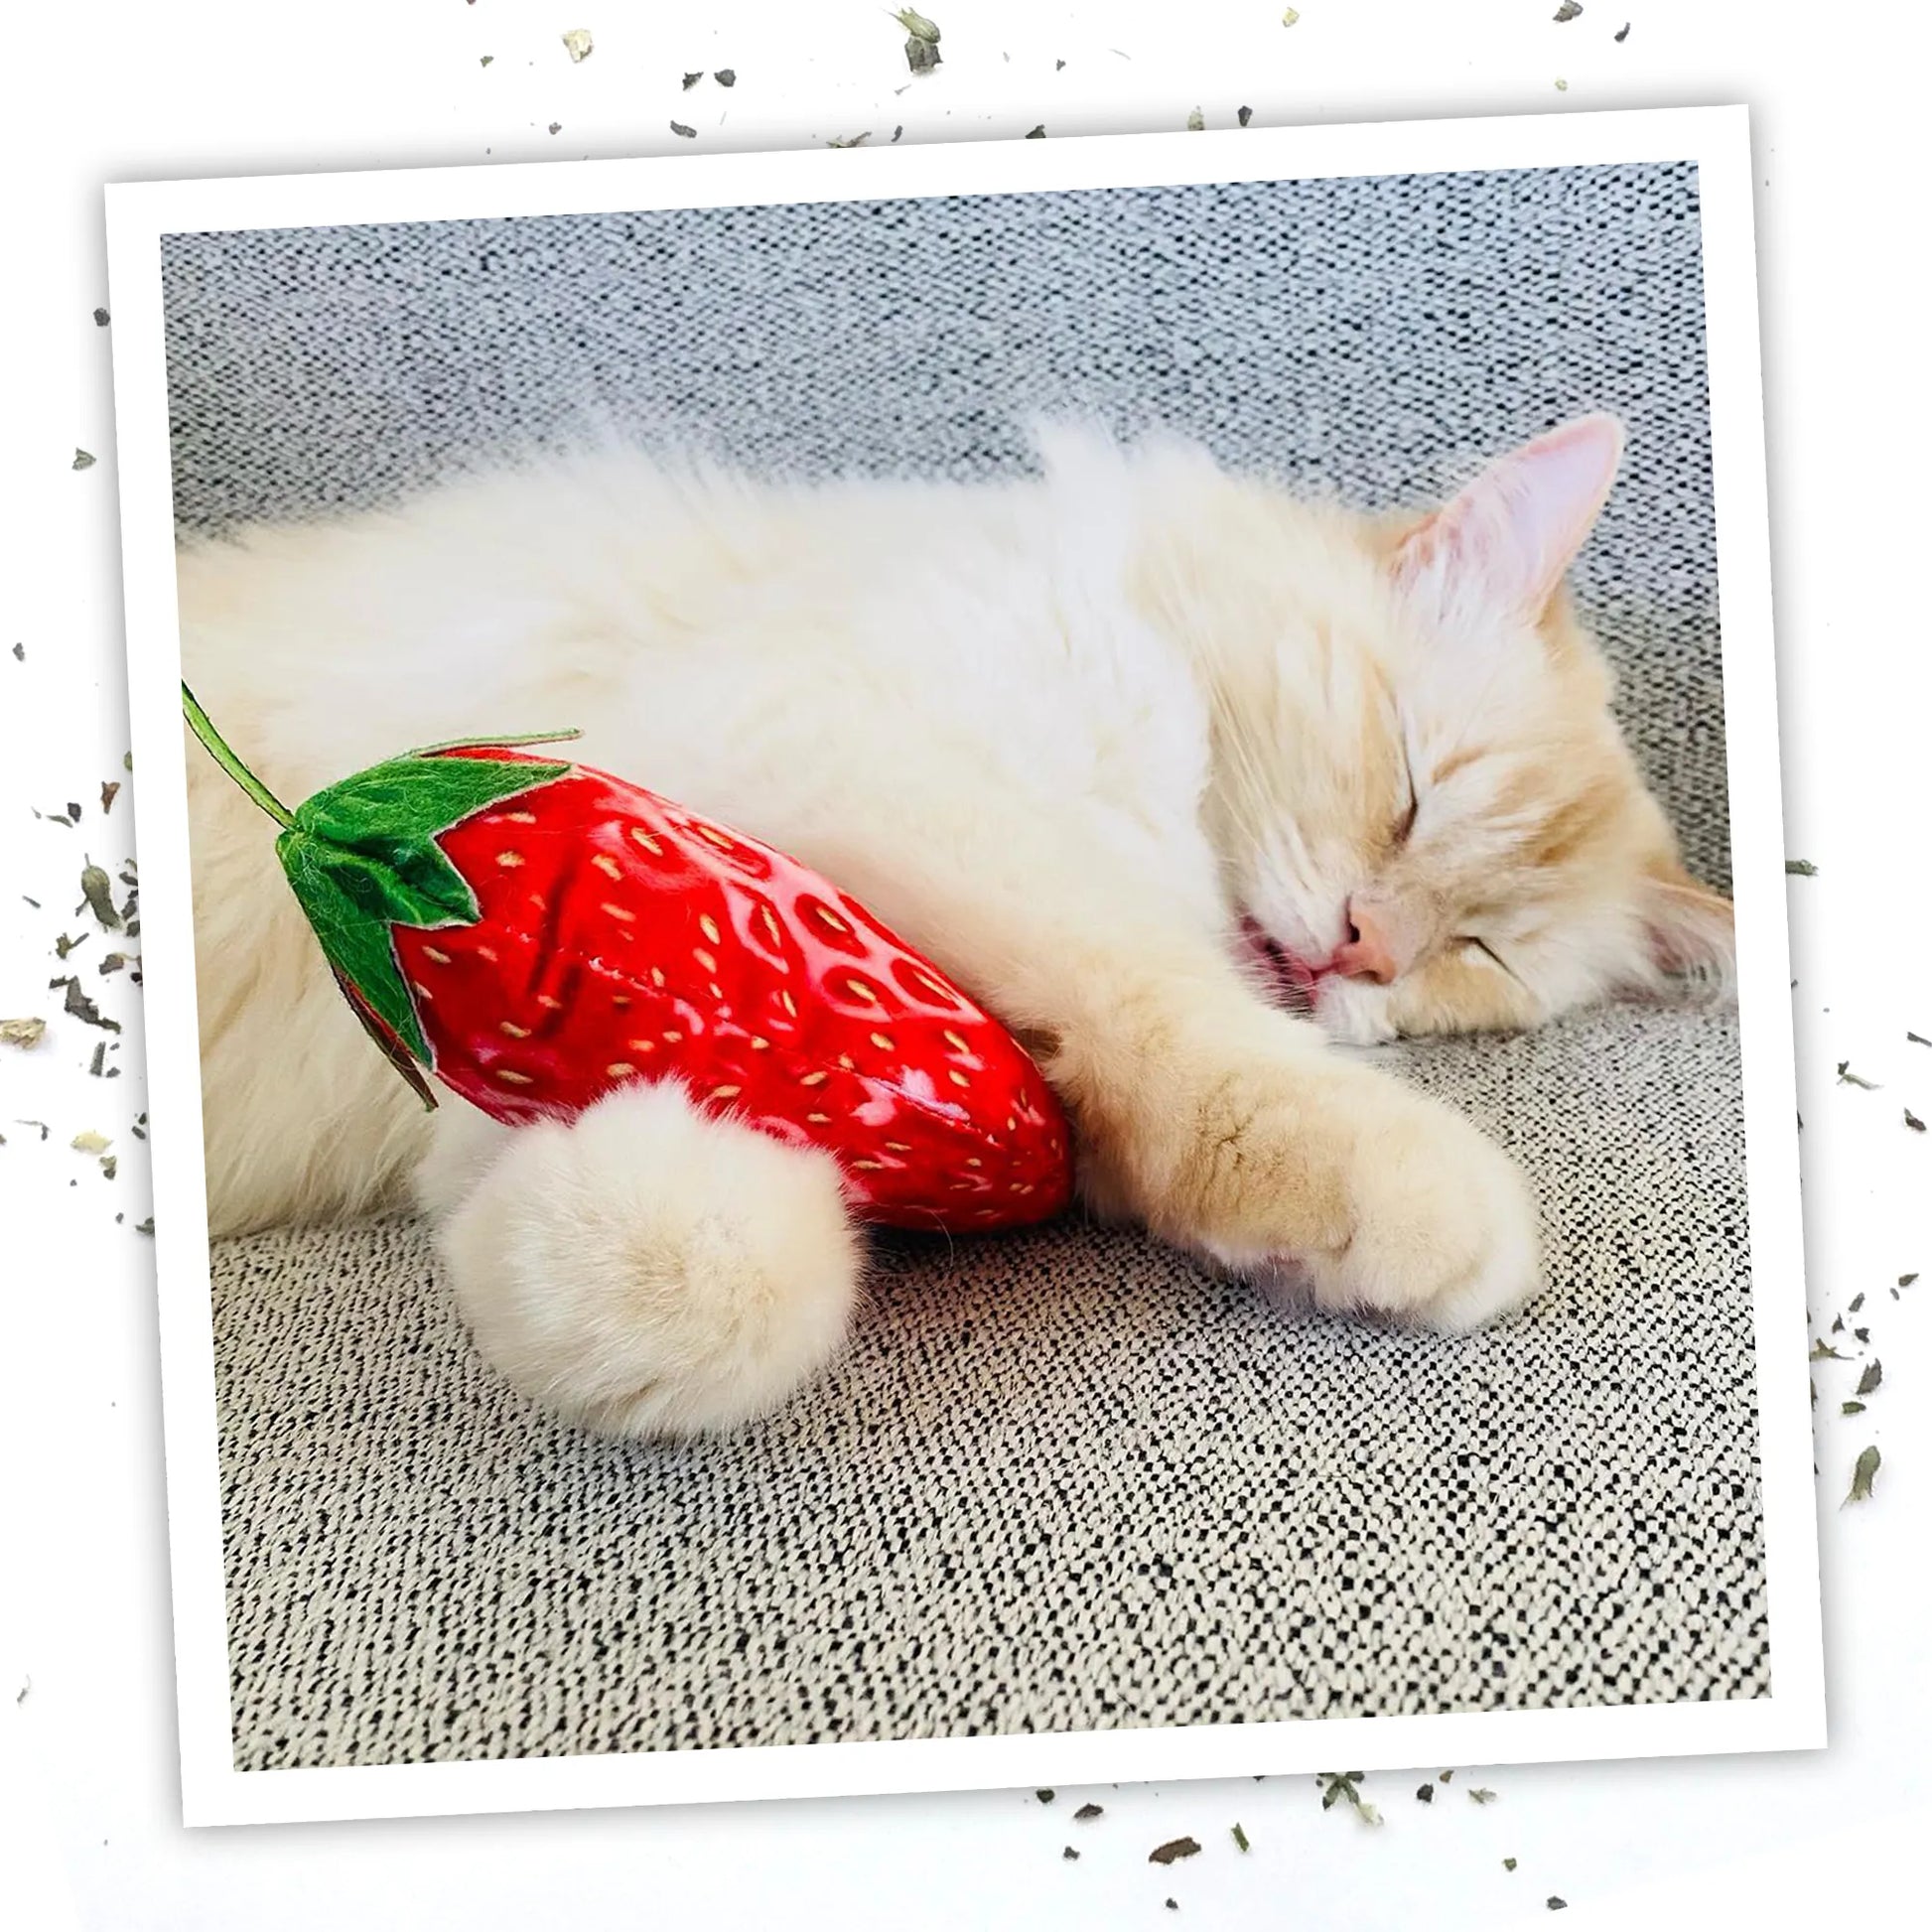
(1198, 415, 1733, 1044)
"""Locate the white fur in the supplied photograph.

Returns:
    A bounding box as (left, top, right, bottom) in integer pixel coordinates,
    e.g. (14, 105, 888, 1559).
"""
(181, 425, 1662, 1437)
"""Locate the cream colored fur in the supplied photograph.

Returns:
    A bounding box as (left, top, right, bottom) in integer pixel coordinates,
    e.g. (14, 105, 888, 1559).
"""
(181, 418, 1730, 1437)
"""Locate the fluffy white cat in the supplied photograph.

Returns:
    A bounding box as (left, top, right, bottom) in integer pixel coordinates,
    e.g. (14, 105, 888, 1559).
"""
(180, 415, 1732, 1436)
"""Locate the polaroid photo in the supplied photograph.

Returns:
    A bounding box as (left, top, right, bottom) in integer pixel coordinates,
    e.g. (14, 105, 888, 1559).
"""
(103, 103, 1820, 1828)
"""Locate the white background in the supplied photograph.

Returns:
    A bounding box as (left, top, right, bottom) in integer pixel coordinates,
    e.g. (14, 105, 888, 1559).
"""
(1, 3, 1927, 1926)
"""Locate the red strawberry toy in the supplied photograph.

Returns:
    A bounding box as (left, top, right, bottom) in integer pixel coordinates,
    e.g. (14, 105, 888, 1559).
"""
(183, 687, 1072, 1231)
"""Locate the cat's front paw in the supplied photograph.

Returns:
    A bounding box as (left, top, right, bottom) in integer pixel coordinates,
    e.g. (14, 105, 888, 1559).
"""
(1282, 1084, 1540, 1331)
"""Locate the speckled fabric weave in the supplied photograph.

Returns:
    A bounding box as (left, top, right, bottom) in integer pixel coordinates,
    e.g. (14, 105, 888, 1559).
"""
(169, 162, 1768, 1769)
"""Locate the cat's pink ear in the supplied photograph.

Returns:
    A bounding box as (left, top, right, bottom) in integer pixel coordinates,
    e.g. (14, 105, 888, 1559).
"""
(1393, 415, 1625, 622)
(1639, 864, 1735, 986)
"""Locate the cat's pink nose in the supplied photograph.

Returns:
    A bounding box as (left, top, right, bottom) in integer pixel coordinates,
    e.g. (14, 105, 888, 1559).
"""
(1333, 902, 1399, 984)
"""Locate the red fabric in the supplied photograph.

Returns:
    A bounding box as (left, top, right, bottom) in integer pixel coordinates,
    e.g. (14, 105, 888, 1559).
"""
(388, 749, 1072, 1231)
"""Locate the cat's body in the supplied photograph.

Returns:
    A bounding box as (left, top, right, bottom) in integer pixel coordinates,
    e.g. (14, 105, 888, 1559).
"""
(182, 419, 1731, 1436)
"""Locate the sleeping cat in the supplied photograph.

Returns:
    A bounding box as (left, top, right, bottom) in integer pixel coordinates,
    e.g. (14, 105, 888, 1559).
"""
(180, 414, 1732, 1437)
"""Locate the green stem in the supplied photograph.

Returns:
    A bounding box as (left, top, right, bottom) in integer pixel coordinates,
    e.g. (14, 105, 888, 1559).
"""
(180, 682, 294, 828)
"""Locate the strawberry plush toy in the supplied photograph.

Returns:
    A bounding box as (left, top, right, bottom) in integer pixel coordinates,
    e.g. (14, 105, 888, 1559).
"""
(182, 687, 1072, 1231)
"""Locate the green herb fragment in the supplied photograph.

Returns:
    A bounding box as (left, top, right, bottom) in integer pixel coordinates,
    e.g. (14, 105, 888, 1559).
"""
(480, 55, 492, 68)
(16, 1120, 49, 1141)
(1901, 1274, 1919, 1288)
(1469, 1787, 1497, 1805)
(99, 954, 128, 975)
(1849, 1292, 1864, 1312)
(1555, 1, 1582, 18)
(71, 1130, 109, 1155)
(1440, 1768, 1453, 1781)
(827, 131, 871, 146)
(1810, 1339, 1847, 1360)
(1238, 106, 1253, 126)
(1548, 1901, 1568, 1914)
(134, 1216, 153, 1234)
(1186, 107, 1204, 130)
(63, 980, 119, 1033)
(54, 933, 86, 958)
(81, 864, 121, 929)
(1026, 125, 1044, 138)
(1061, 1846, 1078, 1861)
(1283, 6, 1300, 21)
(1842, 1401, 1865, 1416)
(1036, 1788, 1054, 1804)
(1616, 21, 1631, 39)
(100, 780, 120, 814)
(100, 1155, 117, 1179)
(1317, 1772, 1380, 1823)
(1909, 1033, 1931, 1047)
(1504, 1858, 1518, 1871)
(1416, 1782, 1434, 1803)
(1856, 1360, 1882, 1396)
(88, 1041, 104, 1076)
(681, 70, 702, 89)
(1830, 1315, 1843, 1333)
(1231, 1822, 1250, 1852)
(1555, 77, 1569, 89)
(1149, 1837, 1200, 1864)
(1855, 1325, 1869, 1343)
(1846, 1446, 1880, 1503)
(93, 308, 109, 326)
(896, 8, 940, 43)
(1074, 1802, 1103, 1821)
(1165, 1902, 1176, 1913)
(1837, 1060, 1878, 1090)
(72, 449, 95, 471)
(0, 1018, 46, 1048)
(561, 29, 592, 63)
(1908, 1109, 1927, 1133)
(11, 641, 22, 659)
(1785, 859, 1817, 876)
(670, 120, 697, 138)
(548, 121, 562, 135)
(715, 69, 736, 86)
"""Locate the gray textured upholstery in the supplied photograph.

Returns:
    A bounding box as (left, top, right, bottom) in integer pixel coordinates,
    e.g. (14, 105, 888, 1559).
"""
(164, 161, 1765, 1770)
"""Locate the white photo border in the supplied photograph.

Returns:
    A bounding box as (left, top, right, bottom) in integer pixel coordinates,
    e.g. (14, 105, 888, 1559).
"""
(103, 103, 1822, 1830)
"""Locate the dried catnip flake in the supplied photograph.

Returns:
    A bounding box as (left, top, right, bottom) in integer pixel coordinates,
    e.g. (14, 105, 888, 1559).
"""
(670, 120, 697, 138)
(1238, 106, 1253, 127)
(1555, 77, 1569, 90)
(1231, 1822, 1250, 1851)
(561, 29, 593, 63)
(81, 863, 122, 929)
(99, 953, 128, 975)
(0, 1018, 47, 1048)
(134, 1216, 153, 1235)
(1504, 1858, 1519, 1871)
(1856, 1360, 1883, 1396)
(716, 69, 736, 86)
(1469, 1787, 1497, 1804)
(1907, 1108, 1927, 1133)
(682, 70, 702, 89)
(1842, 1400, 1866, 1416)
(1900, 1273, 1919, 1288)
(1850, 1292, 1865, 1312)
(904, 37, 940, 73)
(480, 55, 492, 68)
(1785, 859, 1817, 876)
(1283, 6, 1300, 21)
(1909, 1032, 1931, 1047)
(1615, 21, 1630, 39)
(72, 449, 95, 471)
(1186, 107, 1205, 130)
(1555, 1, 1583, 19)
(827, 131, 871, 146)
(10, 641, 21, 659)
(71, 1129, 110, 1155)
(1026, 125, 1045, 138)
(896, 8, 941, 42)
(63, 979, 120, 1032)
(100, 1155, 117, 1180)
(100, 780, 120, 814)
(1036, 1788, 1054, 1804)
(1810, 1339, 1847, 1360)
(88, 1041, 104, 1077)
(1846, 1445, 1880, 1503)
(1149, 1837, 1201, 1864)
(93, 308, 110, 326)
(1837, 1060, 1878, 1090)
(1061, 1846, 1078, 1861)
(1074, 1802, 1103, 1821)
(1548, 1901, 1568, 1913)
(1415, 1782, 1435, 1802)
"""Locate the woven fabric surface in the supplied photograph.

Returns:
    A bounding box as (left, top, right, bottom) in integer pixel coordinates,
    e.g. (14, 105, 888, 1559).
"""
(166, 161, 1766, 1769)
